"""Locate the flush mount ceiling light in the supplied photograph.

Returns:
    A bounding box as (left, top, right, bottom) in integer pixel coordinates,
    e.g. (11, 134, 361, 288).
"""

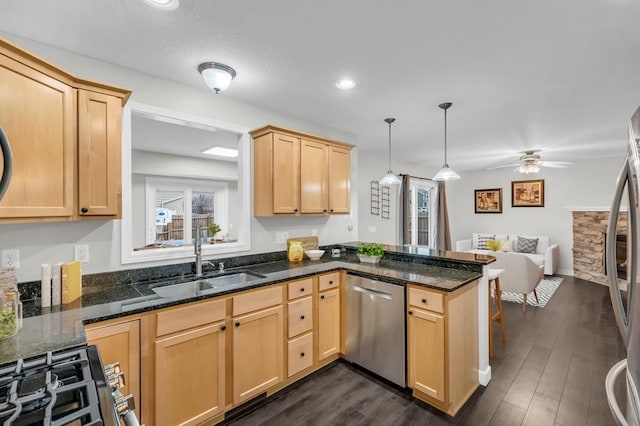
(432, 102, 461, 181)
(142, 0, 179, 10)
(198, 62, 237, 94)
(202, 146, 238, 157)
(379, 118, 402, 186)
(336, 79, 356, 90)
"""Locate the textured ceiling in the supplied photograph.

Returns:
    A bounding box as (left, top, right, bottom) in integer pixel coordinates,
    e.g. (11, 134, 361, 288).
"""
(1, 0, 639, 172)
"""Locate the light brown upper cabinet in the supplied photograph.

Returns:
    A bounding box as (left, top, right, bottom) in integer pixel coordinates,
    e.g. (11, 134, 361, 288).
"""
(251, 125, 353, 217)
(0, 37, 130, 223)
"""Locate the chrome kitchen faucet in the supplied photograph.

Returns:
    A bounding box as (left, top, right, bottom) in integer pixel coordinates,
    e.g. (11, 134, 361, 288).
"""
(195, 225, 218, 277)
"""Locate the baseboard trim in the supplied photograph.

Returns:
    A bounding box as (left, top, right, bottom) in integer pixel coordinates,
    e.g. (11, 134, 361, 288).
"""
(557, 268, 574, 276)
(478, 365, 492, 386)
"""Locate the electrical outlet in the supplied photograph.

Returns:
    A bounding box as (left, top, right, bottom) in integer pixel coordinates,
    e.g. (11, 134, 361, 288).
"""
(368, 226, 377, 233)
(1, 249, 20, 268)
(275, 231, 290, 244)
(74, 245, 90, 263)
(311, 229, 318, 237)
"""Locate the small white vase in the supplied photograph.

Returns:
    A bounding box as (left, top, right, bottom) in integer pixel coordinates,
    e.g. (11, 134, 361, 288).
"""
(357, 254, 381, 264)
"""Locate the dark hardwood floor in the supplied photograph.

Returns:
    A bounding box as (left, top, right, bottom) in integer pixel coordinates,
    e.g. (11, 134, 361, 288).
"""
(227, 276, 627, 425)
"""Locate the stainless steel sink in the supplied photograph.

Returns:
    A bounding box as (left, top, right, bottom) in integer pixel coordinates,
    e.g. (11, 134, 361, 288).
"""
(202, 272, 265, 288)
(150, 271, 266, 298)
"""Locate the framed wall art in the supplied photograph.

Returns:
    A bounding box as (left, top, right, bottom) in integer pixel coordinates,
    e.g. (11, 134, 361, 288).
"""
(512, 179, 544, 207)
(474, 188, 503, 213)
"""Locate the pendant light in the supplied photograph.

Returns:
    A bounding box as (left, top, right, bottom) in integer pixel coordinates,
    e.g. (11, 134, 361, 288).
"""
(432, 102, 461, 181)
(379, 118, 402, 186)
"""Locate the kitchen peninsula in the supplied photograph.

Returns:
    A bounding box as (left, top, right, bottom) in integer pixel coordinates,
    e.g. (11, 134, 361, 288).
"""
(1, 244, 495, 424)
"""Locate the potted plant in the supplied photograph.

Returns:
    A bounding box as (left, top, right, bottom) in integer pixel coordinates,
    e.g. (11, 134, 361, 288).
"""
(356, 243, 384, 264)
(207, 223, 221, 242)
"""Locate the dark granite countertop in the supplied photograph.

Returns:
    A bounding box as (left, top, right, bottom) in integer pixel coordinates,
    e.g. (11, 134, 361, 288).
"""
(0, 248, 488, 366)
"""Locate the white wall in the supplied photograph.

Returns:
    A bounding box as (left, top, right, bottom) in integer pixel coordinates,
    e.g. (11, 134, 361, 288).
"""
(446, 157, 625, 275)
(356, 151, 438, 245)
(0, 32, 359, 282)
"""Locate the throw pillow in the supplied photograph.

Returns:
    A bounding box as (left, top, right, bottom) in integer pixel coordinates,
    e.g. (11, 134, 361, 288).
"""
(486, 239, 502, 251)
(517, 236, 538, 254)
(477, 236, 494, 250)
(500, 239, 514, 252)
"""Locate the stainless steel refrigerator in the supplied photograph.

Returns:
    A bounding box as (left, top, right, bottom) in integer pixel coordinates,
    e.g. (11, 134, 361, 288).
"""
(606, 105, 640, 426)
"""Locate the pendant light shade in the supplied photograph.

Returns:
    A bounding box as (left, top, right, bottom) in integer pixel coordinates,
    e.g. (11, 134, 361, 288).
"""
(433, 102, 461, 181)
(379, 118, 402, 186)
(198, 62, 237, 94)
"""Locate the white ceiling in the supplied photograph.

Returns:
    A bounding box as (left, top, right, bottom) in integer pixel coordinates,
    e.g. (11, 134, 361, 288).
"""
(1, 0, 639, 172)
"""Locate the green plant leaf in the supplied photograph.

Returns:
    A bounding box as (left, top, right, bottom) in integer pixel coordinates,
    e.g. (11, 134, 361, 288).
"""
(356, 243, 384, 257)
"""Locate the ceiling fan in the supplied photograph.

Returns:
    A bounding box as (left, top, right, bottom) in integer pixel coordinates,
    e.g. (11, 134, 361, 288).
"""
(488, 150, 573, 175)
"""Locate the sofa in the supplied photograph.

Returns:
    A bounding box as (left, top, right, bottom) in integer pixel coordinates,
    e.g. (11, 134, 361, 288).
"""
(456, 233, 559, 275)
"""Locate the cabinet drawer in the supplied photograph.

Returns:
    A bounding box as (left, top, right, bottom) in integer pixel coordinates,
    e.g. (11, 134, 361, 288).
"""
(287, 333, 313, 377)
(156, 298, 226, 337)
(233, 285, 283, 316)
(287, 297, 313, 338)
(318, 272, 339, 292)
(288, 278, 313, 300)
(408, 287, 444, 314)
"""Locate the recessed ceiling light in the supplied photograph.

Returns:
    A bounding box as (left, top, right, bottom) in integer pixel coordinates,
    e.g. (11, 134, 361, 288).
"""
(202, 147, 238, 157)
(336, 79, 356, 90)
(142, 0, 179, 10)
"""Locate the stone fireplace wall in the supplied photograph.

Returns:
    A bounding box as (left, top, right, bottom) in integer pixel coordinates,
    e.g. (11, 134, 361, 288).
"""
(572, 211, 627, 285)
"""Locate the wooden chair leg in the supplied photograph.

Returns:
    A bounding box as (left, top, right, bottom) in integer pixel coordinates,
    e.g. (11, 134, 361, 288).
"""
(522, 294, 527, 312)
(533, 288, 539, 304)
(495, 279, 506, 342)
(488, 279, 494, 357)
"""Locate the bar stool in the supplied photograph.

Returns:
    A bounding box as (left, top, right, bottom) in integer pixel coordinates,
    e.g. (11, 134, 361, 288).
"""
(488, 268, 506, 357)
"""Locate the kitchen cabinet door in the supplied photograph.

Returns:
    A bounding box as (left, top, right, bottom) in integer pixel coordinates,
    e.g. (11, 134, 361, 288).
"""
(251, 125, 353, 217)
(317, 288, 340, 361)
(328, 145, 350, 214)
(408, 307, 445, 402)
(154, 321, 226, 426)
(0, 52, 75, 219)
(85, 318, 141, 420)
(272, 133, 300, 214)
(77, 90, 121, 217)
(233, 304, 284, 404)
(300, 139, 327, 214)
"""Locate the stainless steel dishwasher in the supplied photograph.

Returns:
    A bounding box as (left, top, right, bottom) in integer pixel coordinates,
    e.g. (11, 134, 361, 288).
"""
(345, 272, 406, 387)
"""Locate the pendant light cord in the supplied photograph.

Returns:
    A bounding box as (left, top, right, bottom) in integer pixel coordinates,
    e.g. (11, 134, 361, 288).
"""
(384, 118, 396, 172)
(388, 121, 392, 170)
(443, 108, 448, 165)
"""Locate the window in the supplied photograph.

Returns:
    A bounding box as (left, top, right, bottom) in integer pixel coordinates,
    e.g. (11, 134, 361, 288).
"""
(122, 102, 251, 264)
(407, 178, 437, 247)
(141, 178, 229, 249)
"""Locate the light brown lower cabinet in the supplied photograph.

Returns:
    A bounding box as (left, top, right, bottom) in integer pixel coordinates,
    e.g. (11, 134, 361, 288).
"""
(232, 304, 284, 405)
(408, 308, 445, 401)
(317, 288, 340, 361)
(154, 321, 226, 426)
(287, 332, 313, 377)
(406, 283, 479, 416)
(83, 272, 477, 424)
(85, 318, 141, 421)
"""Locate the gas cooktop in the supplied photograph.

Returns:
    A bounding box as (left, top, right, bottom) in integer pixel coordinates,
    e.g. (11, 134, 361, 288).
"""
(0, 346, 117, 426)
